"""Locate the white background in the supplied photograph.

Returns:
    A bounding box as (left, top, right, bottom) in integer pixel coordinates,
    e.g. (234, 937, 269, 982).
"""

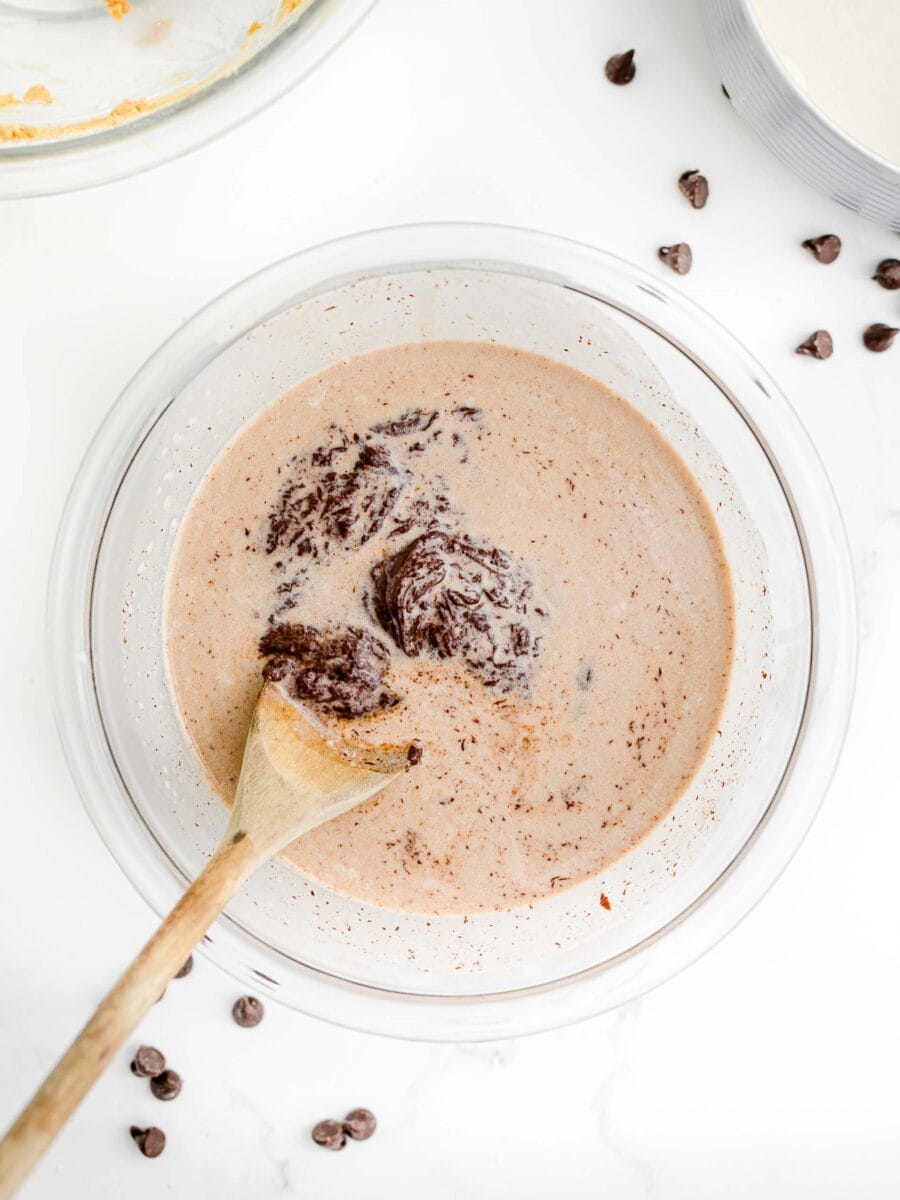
(2, 1, 899, 1196)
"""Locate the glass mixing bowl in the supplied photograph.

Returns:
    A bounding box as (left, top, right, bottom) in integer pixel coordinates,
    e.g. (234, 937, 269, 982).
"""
(0, 0, 376, 198)
(48, 223, 856, 1040)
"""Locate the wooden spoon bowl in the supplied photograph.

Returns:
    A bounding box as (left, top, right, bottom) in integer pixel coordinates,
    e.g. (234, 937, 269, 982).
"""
(0, 682, 418, 1198)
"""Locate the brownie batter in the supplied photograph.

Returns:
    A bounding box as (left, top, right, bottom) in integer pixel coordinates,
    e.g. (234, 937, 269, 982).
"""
(164, 341, 734, 915)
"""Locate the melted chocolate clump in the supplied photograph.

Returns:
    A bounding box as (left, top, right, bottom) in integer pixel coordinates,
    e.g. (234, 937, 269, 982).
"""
(370, 530, 542, 693)
(267, 441, 406, 561)
(260, 623, 400, 718)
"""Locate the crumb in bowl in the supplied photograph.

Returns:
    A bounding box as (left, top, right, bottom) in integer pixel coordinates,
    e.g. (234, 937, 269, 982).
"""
(23, 86, 53, 105)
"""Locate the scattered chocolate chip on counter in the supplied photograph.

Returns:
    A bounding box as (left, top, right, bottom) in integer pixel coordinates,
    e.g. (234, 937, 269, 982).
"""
(312, 1108, 378, 1149)
(678, 169, 708, 209)
(232, 995, 264, 1027)
(312, 1119, 347, 1151)
(130, 1046, 166, 1078)
(130, 1126, 166, 1158)
(863, 323, 898, 352)
(658, 243, 692, 275)
(174, 955, 193, 979)
(343, 1108, 377, 1141)
(873, 258, 900, 290)
(604, 49, 635, 85)
(801, 234, 841, 264)
(795, 330, 833, 359)
(150, 1069, 182, 1101)
(406, 740, 425, 766)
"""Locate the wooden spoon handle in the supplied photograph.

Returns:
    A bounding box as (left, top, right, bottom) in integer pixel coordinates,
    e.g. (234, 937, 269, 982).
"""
(0, 832, 259, 1199)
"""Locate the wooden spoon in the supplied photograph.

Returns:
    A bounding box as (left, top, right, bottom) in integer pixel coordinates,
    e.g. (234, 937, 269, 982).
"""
(0, 681, 417, 1198)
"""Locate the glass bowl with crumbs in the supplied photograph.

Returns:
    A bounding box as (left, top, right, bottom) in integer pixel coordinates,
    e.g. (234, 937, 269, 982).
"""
(0, 0, 376, 197)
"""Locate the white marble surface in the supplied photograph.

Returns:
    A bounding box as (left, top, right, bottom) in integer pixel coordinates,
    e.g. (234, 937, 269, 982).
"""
(1, 0, 899, 1195)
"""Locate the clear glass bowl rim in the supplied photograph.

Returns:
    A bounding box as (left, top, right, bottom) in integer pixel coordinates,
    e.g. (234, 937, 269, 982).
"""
(47, 222, 857, 1040)
(0, 0, 378, 199)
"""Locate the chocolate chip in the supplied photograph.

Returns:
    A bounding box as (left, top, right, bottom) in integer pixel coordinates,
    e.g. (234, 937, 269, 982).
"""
(174, 955, 193, 979)
(130, 1126, 166, 1158)
(343, 1108, 377, 1141)
(873, 259, 900, 290)
(406, 741, 424, 766)
(312, 1119, 346, 1151)
(678, 169, 708, 209)
(863, 323, 898, 352)
(150, 1069, 182, 1101)
(130, 1046, 165, 1078)
(795, 330, 833, 359)
(232, 995, 264, 1027)
(658, 243, 692, 275)
(604, 49, 635, 85)
(801, 234, 841, 264)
